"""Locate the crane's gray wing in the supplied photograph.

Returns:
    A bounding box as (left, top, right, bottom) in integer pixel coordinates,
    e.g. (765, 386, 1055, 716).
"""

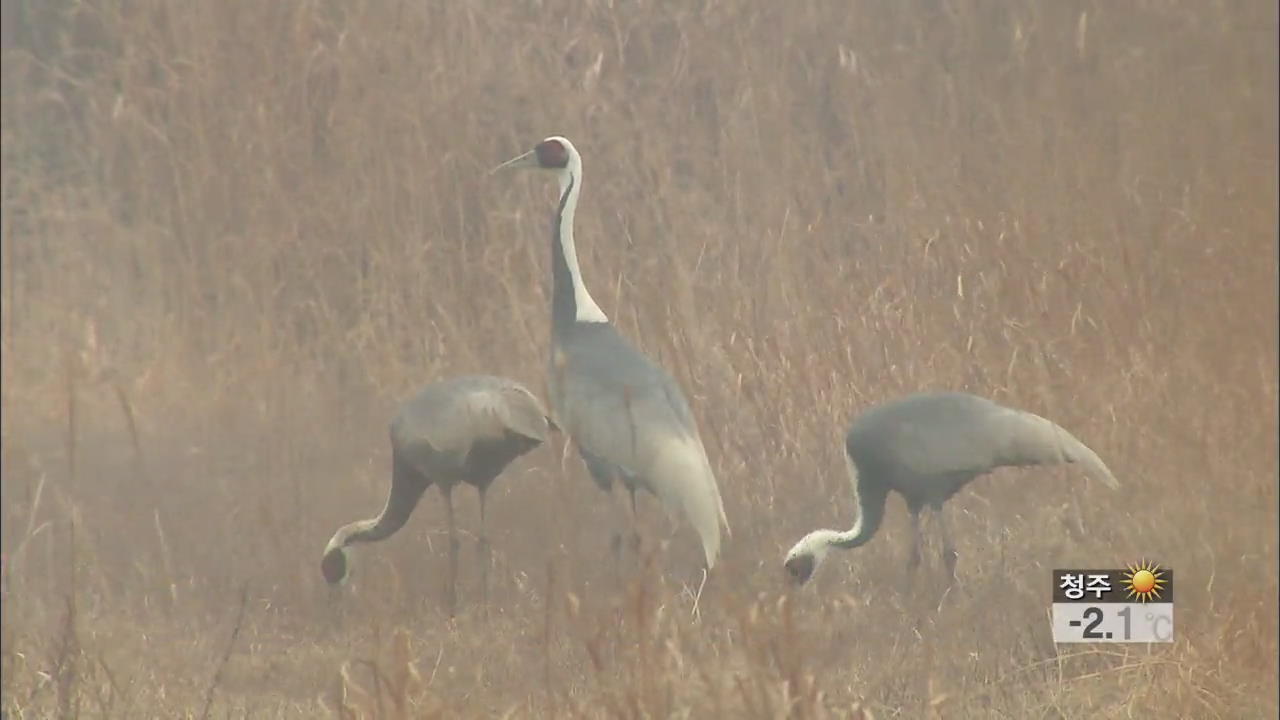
(986, 405, 1120, 488)
(854, 394, 1009, 478)
(487, 379, 553, 444)
(554, 326, 729, 567)
(393, 376, 549, 471)
(861, 393, 1119, 488)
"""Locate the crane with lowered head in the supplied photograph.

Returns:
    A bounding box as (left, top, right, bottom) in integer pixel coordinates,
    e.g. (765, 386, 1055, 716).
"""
(321, 375, 555, 615)
(783, 391, 1120, 589)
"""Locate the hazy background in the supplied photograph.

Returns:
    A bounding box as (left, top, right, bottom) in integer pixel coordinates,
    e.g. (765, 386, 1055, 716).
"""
(2, 0, 1277, 717)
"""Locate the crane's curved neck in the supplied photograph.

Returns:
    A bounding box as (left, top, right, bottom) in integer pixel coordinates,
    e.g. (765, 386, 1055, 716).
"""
(825, 505, 880, 549)
(825, 462, 887, 550)
(325, 456, 428, 553)
(552, 165, 608, 331)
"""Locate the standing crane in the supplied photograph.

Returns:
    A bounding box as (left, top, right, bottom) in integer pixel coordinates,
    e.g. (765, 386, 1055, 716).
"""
(321, 375, 554, 615)
(783, 391, 1120, 587)
(494, 136, 730, 578)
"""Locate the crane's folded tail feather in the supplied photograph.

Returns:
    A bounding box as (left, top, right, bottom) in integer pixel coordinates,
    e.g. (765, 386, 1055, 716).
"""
(700, 439, 732, 538)
(1057, 428, 1120, 489)
(498, 391, 554, 444)
(646, 434, 728, 569)
(1011, 410, 1120, 489)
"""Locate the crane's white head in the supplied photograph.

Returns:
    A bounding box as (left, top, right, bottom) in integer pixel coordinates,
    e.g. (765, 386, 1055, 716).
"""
(782, 530, 840, 586)
(493, 136, 581, 185)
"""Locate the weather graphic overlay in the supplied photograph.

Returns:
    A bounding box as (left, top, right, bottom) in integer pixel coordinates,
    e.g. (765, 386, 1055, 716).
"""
(1051, 563, 1175, 643)
(1120, 560, 1168, 603)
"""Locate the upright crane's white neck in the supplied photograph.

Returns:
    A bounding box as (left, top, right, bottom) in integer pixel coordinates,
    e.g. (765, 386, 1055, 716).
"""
(555, 158, 609, 324)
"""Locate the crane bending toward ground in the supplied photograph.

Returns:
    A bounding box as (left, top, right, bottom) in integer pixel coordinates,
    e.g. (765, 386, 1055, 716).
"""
(494, 136, 730, 578)
(783, 391, 1119, 587)
(321, 375, 554, 615)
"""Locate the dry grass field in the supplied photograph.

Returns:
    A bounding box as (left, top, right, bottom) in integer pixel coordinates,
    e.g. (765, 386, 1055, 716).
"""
(2, 0, 1277, 717)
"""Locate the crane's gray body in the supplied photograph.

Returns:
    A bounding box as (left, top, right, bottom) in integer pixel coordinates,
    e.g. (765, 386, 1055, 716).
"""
(551, 322, 702, 496)
(549, 324, 728, 571)
(321, 375, 551, 588)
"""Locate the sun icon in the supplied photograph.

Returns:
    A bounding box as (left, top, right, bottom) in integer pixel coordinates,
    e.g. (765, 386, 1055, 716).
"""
(1121, 560, 1167, 603)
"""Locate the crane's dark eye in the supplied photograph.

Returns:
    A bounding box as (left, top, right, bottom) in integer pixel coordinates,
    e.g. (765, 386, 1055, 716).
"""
(535, 139, 569, 168)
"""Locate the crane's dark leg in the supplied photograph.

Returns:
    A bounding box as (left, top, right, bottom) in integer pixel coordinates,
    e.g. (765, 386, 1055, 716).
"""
(628, 485, 642, 556)
(934, 506, 958, 589)
(442, 483, 459, 617)
(582, 453, 624, 570)
(610, 526, 624, 564)
(603, 483, 624, 588)
(608, 485, 624, 570)
(903, 507, 923, 593)
(477, 485, 491, 609)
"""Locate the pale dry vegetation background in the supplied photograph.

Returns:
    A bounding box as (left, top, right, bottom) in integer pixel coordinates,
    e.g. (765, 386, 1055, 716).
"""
(2, 0, 1277, 717)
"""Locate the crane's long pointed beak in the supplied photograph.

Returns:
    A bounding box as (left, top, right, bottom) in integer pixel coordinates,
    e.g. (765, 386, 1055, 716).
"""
(490, 149, 537, 175)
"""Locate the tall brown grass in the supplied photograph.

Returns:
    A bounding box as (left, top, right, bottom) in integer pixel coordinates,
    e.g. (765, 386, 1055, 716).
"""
(2, 0, 1277, 716)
